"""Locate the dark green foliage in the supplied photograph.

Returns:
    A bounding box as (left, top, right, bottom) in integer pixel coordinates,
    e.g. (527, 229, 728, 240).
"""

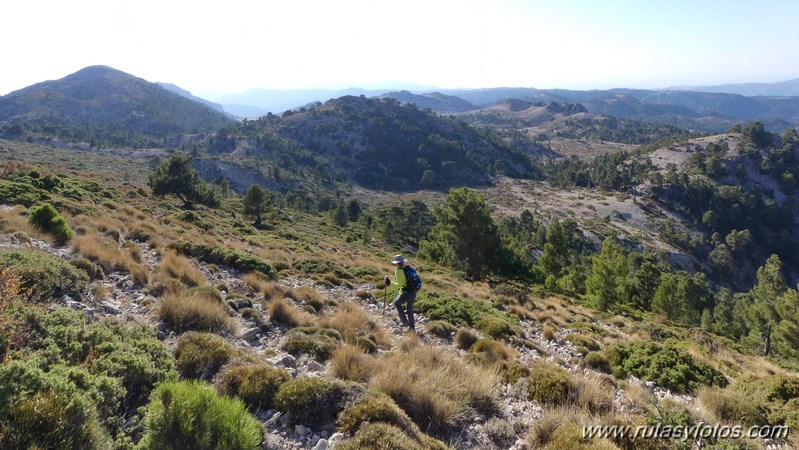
(584, 352, 611, 373)
(356, 336, 378, 354)
(585, 238, 630, 311)
(652, 271, 712, 327)
(373, 200, 436, 247)
(414, 291, 518, 329)
(0, 250, 88, 299)
(137, 380, 263, 450)
(0, 179, 50, 207)
(0, 306, 176, 445)
(293, 258, 352, 278)
(527, 362, 575, 406)
(274, 377, 365, 426)
(184, 285, 224, 302)
(173, 332, 240, 381)
(170, 240, 276, 277)
(216, 364, 291, 411)
(606, 340, 727, 393)
(0, 389, 111, 450)
(727, 375, 799, 427)
(424, 320, 457, 339)
(501, 361, 531, 384)
(469, 339, 513, 365)
(242, 184, 269, 225)
(335, 423, 427, 450)
(419, 188, 503, 279)
(546, 150, 655, 191)
(175, 210, 213, 231)
(148, 153, 220, 207)
(28, 202, 73, 243)
(282, 328, 340, 361)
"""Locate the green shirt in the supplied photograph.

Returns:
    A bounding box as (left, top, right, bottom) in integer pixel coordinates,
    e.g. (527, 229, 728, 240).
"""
(393, 266, 408, 294)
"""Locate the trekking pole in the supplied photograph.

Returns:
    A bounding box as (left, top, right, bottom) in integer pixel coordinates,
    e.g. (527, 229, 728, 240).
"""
(382, 285, 387, 318)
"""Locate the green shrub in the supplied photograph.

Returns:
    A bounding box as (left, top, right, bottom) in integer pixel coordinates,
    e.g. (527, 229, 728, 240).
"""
(174, 332, 241, 381)
(0, 389, 111, 450)
(729, 375, 799, 427)
(501, 361, 531, 384)
(584, 352, 611, 373)
(0, 250, 88, 299)
(335, 422, 426, 450)
(415, 291, 518, 328)
(337, 393, 419, 435)
(455, 327, 478, 350)
(282, 329, 339, 361)
(216, 364, 291, 411)
(469, 339, 514, 365)
(425, 320, 457, 338)
(28, 203, 73, 244)
(0, 180, 50, 207)
(175, 210, 213, 231)
(606, 340, 727, 393)
(137, 380, 263, 450)
(170, 241, 276, 278)
(565, 334, 601, 351)
(275, 377, 365, 426)
(69, 257, 105, 280)
(527, 362, 575, 406)
(478, 315, 518, 340)
(355, 336, 378, 354)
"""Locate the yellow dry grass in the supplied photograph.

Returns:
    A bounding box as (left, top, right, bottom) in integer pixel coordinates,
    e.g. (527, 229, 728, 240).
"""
(155, 250, 206, 288)
(320, 300, 390, 346)
(72, 234, 136, 273)
(328, 344, 376, 382)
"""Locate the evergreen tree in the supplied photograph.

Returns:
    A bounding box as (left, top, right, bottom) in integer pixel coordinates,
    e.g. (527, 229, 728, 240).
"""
(773, 288, 799, 359)
(711, 288, 748, 340)
(745, 254, 786, 355)
(652, 271, 711, 326)
(148, 153, 219, 207)
(585, 238, 630, 311)
(418, 188, 502, 279)
(347, 199, 362, 222)
(539, 219, 569, 278)
(243, 184, 269, 225)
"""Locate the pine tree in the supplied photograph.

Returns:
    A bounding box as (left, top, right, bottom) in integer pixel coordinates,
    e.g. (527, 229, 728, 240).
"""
(773, 288, 799, 359)
(745, 255, 786, 355)
(148, 153, 219, 207)
(243, 185, 269, 225)
(418, 188, 502, 280)
(539, 219, 569, 278)
(585, 238, 630, 311)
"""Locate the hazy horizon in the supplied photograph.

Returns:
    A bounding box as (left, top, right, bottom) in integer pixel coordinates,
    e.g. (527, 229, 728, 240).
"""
(3, 0, 799, 97)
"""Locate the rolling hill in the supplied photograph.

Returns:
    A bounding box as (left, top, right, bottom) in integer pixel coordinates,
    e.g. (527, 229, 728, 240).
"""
(0, 65, 233, 146)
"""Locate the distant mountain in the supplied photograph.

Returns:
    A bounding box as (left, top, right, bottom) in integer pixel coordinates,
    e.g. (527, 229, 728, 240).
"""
(672, 78, 799, 97)
(157, 82, 227, 113)
(203, 95, 540, 190)
(0, 65, 233, 145)
(375, 91, 475, 113)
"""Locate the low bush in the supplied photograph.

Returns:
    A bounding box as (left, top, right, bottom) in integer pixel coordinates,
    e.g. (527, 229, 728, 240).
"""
(282, 328, 340, 361)
(216, 363, 291, 411)
(477, 315, 518, 340)
(468, 339, 515, 366)
(329, 344, 375, 382)
(137, 380, 263, 450)
(158, 292, 234, 334)
(425, 320, 457, 338)
(0, 250, 88, 299)
(170, 241, 276, 278)
(584, 352, 611, 373)
(0, 389, 111, 450)
(455, 327, 478, 350)
(698, 386, 763, 426)
(605, 340, 727, 393)
(356, 336, 378, 354)
(719, 375, 799, 427)
(484, 417, 516, 447)
(337, 392, 418, 435)
(335, 423, 426, 450)
(274, 377, 365, 427)
(527, 362, 575, 406)
(293, 258, 352, 279)
(27, 203, 73, 244)
(174, 332, 242, 380)
(184, 285, 224, 303)
(69, 257, 105, 280)
(175, 210, 213, 231)
(0, 179, 50, 207)
(415, 291, 518, 329)
(565, 334, 601, 351)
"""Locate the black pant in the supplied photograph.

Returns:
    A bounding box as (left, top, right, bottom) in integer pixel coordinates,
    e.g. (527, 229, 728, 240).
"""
(394, 290, 416, 329)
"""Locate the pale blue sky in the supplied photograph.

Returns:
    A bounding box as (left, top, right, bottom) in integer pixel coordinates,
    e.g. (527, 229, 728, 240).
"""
(3, 0, 797, 97)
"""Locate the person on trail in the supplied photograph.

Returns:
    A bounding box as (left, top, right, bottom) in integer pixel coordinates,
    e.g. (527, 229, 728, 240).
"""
(384, 254, 416, 332)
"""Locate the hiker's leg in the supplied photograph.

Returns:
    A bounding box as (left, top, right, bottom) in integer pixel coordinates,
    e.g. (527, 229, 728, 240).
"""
(393, 294, 408, 325)
(405, 292, 416, 330)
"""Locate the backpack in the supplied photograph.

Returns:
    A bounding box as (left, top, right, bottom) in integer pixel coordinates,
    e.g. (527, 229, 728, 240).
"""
(403, 266, 422, 292)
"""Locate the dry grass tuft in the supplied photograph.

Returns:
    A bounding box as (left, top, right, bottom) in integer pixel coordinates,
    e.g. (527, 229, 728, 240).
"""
(267, 296, 315, 327)
(320, 300, 390, 346)
(508, 304, 536, 320)
(91, 284, 110, 300)
(622, 382, 657, 416)
(72, 234, 133, 273)
(372, 345, 498, 434)
(155, 250, 206, 288)
(158, 292, 235, 334)
(262, 281, 289, 300)
(542, 323, 557, 341)
(329, 344, 376, 382)
(242, 272, 270, 292)
(0, 208, 53, 243)
(573, 372, 616, 414)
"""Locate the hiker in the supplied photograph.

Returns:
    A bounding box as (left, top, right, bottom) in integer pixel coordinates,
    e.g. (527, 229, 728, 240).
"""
(384, 254, 416, 331)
